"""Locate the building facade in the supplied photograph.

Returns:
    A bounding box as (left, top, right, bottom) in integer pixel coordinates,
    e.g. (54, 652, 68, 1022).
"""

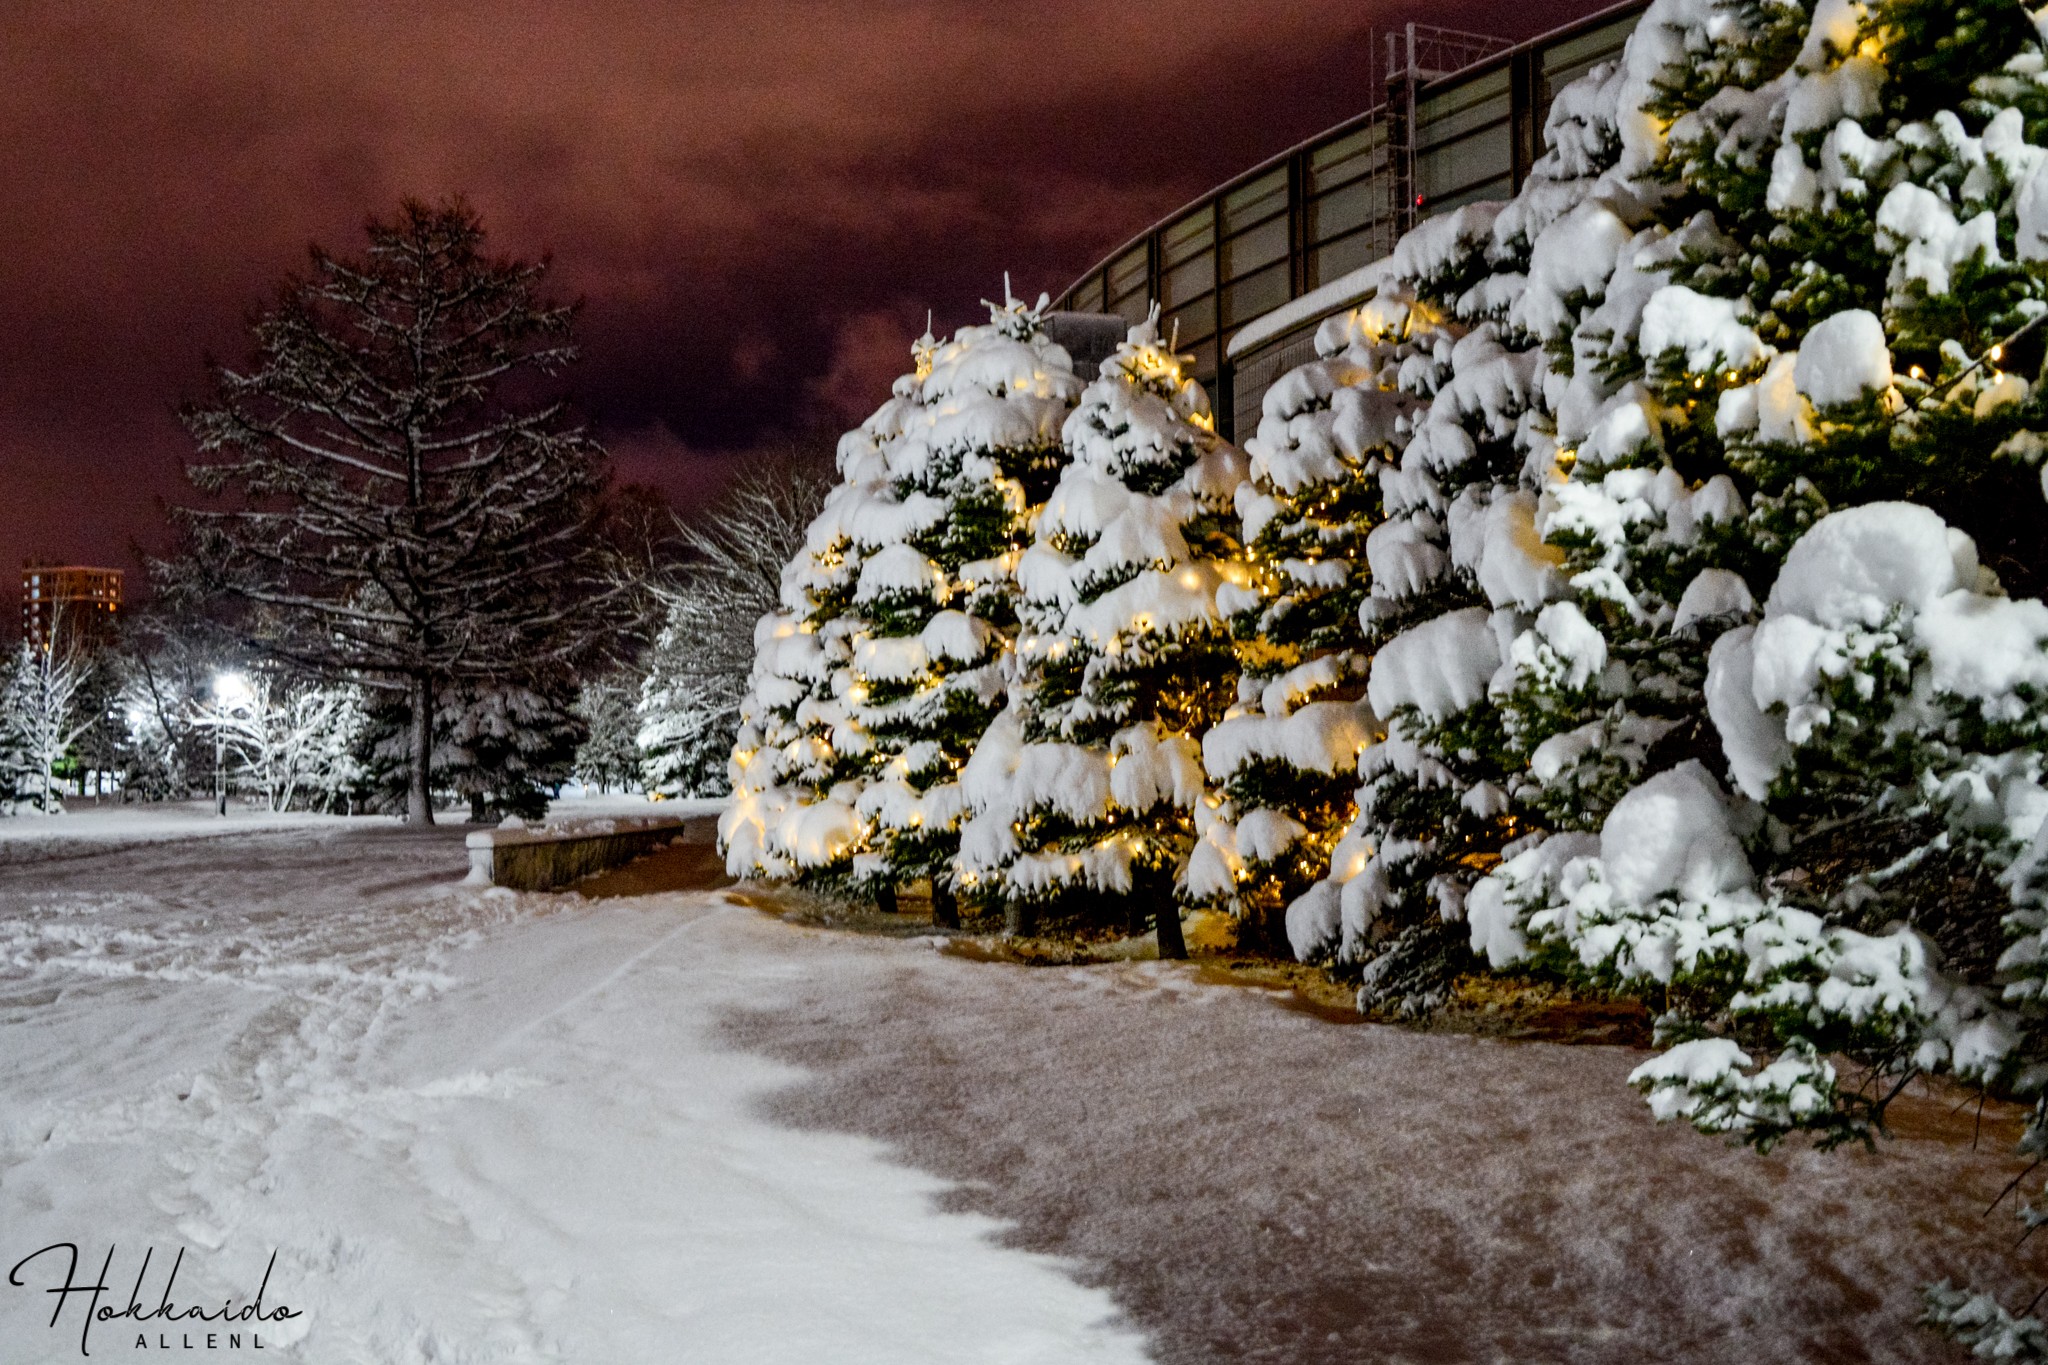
(1051, 1, 1644, 440)
(22, 562, 122, 651)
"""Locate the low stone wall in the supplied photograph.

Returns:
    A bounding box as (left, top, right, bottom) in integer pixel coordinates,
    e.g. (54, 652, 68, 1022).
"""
(465, 815, 690, 891)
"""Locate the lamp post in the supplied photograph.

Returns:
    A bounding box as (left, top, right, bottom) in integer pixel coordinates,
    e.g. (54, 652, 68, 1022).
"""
(211, 672, 252, 818)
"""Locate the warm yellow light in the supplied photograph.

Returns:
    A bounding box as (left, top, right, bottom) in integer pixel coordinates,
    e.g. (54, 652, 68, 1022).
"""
(1909, 365, 1926, 380)
(1991, 345, 2005, 363)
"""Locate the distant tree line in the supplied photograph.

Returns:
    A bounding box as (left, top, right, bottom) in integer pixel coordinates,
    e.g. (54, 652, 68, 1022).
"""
(0, 198, 823, 818)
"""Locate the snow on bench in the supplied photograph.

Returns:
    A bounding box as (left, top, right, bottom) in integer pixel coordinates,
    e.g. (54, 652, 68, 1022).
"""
(465, 813, 690, 891)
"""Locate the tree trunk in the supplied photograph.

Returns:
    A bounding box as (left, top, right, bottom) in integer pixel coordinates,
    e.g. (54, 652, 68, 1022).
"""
(1136, 866, 1187, 960)
(1156, 903, 1188, 960)
(875, 880, 899, 916)
(1004, 899, 1036, 936)
(407, 673, 435, 826)
(931, 879, 959, 930)
(469, 792, 488, 824)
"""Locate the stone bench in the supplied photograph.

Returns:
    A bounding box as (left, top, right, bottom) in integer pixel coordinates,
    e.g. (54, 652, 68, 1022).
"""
(465, 814, 691, 891)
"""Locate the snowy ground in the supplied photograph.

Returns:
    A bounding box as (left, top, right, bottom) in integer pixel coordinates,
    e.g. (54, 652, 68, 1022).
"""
(0, 815, 1143, 1363)
(0, 811, 2040, 1362)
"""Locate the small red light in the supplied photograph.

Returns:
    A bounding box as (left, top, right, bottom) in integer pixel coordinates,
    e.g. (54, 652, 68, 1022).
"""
(1415, 194, 1425, 206)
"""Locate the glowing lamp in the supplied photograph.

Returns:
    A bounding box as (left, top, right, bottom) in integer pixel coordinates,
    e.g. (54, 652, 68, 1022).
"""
(212, 672, 254, 708)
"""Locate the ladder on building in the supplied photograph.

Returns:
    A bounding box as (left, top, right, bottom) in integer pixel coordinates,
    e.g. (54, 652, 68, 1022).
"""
(1383, 23, 1513, 234)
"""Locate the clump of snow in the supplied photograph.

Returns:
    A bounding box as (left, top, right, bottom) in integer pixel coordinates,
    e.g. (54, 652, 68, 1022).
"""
(1672, 568, 1756, 633)
(1202, 702, 1374, 781)
(1769, 503, 1976, 625)
(1704, 504, 2048, 799)
(1704, 625, 1793, 801)
(1367, 608, 1501, 721)
(1449, 490, 1568, 611)
(1791, 309, 1892, 410)
(1598, 761, 1754, 905)
(1638, 285, 1768, 374)
(1876, 184, 2003, 298)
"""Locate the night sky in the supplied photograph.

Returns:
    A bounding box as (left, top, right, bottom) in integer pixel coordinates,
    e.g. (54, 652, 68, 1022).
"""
(1, 0, 1601, 595)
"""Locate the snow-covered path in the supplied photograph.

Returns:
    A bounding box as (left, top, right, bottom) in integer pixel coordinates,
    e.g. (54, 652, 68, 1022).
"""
(0, 822, 1147, 1363)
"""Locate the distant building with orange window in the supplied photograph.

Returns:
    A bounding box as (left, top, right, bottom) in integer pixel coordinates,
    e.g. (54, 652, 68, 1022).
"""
(22, 562, 122, 651)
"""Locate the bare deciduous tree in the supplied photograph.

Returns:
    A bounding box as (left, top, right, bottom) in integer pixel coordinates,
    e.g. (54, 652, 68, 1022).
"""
(3, 635, 96, 814)
(636, 452, 831, 795)
(191, 673, 366, 813)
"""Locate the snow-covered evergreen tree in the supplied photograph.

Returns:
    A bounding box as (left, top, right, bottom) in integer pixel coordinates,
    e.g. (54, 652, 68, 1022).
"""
(1190, 289, 1442, 953)
(1325, 0, 2048, 1341)
(720, 355, 909, 888)
(958, 314, 1247, 953)
(361, 677, 582, 820)
(847, 296, 1083, 926)
(439, 680, 584, 821)
(173, 199, 622, 825)
(1271, 204, 1566, 1012)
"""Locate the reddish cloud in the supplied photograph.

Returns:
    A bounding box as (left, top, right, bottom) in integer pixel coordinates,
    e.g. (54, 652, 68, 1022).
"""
(0, 0, 1600, 597)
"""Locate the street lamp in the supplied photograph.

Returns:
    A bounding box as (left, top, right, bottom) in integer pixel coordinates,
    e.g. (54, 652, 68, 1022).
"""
(211, 672, 251, 817)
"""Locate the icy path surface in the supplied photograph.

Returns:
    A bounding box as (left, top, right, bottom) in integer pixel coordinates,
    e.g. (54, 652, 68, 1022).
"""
(0, 822, 1148, 1364)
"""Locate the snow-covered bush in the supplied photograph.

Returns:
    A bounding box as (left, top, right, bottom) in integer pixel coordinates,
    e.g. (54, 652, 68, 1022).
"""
(957, 313, 1247, 951)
